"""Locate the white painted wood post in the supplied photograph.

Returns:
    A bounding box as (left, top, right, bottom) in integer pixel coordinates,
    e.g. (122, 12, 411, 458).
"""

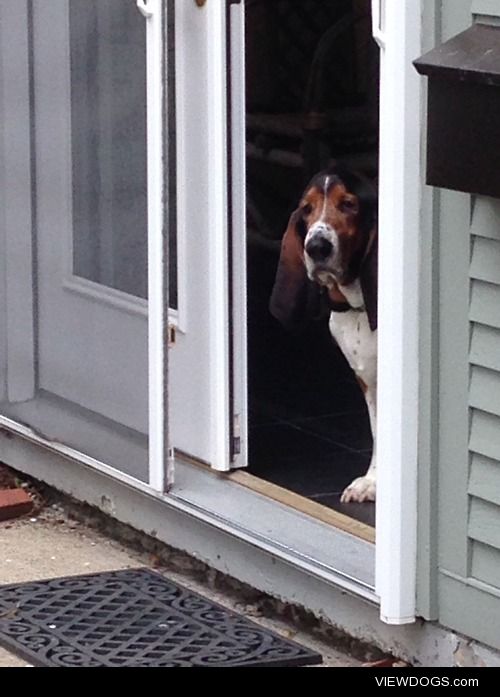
(374, 0, 423, 624)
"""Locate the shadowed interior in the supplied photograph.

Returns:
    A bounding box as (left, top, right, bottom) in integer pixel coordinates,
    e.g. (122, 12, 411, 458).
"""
(245, 0, 378, 528)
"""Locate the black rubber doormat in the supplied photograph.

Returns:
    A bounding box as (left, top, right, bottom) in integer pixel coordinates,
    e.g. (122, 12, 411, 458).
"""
(0, 568, 322, 667)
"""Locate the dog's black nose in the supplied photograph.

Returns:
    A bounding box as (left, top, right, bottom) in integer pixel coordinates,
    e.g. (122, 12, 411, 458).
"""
(305, 236, 333, 261)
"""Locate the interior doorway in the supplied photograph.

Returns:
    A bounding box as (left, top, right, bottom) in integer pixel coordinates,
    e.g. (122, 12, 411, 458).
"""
(244, 0, 379, 527)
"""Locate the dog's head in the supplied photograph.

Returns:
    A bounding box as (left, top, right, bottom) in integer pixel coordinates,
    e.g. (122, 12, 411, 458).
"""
(269, 164, 378, 331)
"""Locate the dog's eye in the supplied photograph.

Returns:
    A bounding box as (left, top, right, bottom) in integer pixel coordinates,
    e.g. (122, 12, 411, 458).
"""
(339, 198, 357, 214)
(301, 203, 312, 216)
(296, 217, 307, 239)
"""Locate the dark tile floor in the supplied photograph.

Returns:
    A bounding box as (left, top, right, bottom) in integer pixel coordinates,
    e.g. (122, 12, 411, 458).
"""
(248, 402, 376, 528)
(247, 243, 376, 529)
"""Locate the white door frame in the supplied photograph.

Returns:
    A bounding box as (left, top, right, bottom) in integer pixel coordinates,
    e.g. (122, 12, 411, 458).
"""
(197, 0, 423, 623)
(373, 0, 422, 625)
(193, 0, 423, 622)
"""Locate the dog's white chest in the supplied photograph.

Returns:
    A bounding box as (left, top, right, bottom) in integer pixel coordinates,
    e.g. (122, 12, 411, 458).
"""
(329, 310, 377, 387)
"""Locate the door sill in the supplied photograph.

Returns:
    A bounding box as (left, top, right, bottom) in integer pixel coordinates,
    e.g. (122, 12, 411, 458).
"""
(227, 470, 375, 544)
(172, 455, 376, 598)
(177, 452, 375, 544)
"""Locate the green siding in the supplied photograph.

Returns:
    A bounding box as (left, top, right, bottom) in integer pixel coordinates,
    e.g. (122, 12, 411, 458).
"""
(470, 237, 500, 285)
(469, 498, 500, 550)
(470, 367, 500, 418)
(469, 198, 500, 241)
(439, 575, 500, 650)
(470, 324, 500, 372)
(470, 410, 500, 462)
(470, 282, 500, 330)
(471, 541, 500, 588)
(436, 185, 471, 581)
(439, 192, 500, 649)
(416, 0, 500, 650)
(469, 454, 500, 507)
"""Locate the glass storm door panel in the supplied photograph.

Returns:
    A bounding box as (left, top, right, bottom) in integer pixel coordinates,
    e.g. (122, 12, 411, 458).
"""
(0, 0, 162, 483)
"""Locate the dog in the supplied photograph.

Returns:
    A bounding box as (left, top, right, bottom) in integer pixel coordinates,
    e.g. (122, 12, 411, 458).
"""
(269, 163, 377, 503)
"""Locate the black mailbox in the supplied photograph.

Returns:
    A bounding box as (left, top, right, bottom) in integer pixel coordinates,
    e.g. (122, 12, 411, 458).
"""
(414, 23, 500, 198)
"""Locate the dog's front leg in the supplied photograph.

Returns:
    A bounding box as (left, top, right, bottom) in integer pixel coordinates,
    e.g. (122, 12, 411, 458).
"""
(341, 382, 376, 503)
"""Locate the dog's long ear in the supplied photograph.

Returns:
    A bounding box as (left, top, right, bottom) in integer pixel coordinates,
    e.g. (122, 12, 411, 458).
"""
(269, 209, 323, 332)
(360, 229, 378, 332)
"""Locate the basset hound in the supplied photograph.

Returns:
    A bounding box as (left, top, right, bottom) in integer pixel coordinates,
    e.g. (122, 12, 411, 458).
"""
(269, 164, 377, 503)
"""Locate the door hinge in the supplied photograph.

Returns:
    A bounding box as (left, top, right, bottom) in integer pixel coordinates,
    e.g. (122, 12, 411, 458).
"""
(232, 413, 241, 456)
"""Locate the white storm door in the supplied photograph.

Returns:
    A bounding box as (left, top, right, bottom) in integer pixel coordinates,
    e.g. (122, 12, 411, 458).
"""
(169, 0, 247, 471)
(0, 0, 167, 488)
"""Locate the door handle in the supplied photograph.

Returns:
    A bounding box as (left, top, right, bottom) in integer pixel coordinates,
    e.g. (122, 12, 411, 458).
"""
(137, 0, 153, 19)
(371, 0, 386, 49)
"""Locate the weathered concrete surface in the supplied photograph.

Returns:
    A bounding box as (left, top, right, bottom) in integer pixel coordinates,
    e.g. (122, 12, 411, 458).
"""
(0, 506, 361, 668)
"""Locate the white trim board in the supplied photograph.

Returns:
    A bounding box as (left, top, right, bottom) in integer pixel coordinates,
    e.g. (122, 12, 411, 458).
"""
(375, 0, 422, 625)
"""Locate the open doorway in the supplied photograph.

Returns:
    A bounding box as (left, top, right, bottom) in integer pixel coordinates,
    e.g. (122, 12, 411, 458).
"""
(244, 0, 379, 527)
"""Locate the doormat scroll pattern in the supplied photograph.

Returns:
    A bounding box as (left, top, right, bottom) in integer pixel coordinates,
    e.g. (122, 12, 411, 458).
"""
(0, 568, 322, 667)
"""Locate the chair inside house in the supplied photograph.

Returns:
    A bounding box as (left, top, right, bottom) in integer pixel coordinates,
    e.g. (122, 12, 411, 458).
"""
(245, 0, 379, 244)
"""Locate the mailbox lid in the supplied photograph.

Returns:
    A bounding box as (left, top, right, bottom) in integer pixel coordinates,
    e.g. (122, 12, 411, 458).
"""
(414, 23, 500, 87)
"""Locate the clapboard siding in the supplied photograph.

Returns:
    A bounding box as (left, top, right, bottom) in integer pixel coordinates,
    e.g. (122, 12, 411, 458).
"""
(469, 197, 500, 241)
(469, 453, 500, 507)
(469, 409, 500, 463)
(436, 10, 500, 653)
(440, 191, 500, 649)
(470, 323, 500, 373)
(470, 236, 500, 285)
(471, 541, 500, 589)
(464, 196, 500, 633)
(468, 497, 500, 550)
(470, 366, 500, 418)
(470, 280, 500, 330)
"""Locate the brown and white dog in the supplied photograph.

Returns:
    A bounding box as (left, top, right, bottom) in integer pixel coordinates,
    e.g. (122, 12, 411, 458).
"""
(269, 164, 377, 503)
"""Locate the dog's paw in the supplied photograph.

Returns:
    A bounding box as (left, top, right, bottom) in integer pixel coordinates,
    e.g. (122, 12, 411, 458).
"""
(341, 476, 376, 503)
